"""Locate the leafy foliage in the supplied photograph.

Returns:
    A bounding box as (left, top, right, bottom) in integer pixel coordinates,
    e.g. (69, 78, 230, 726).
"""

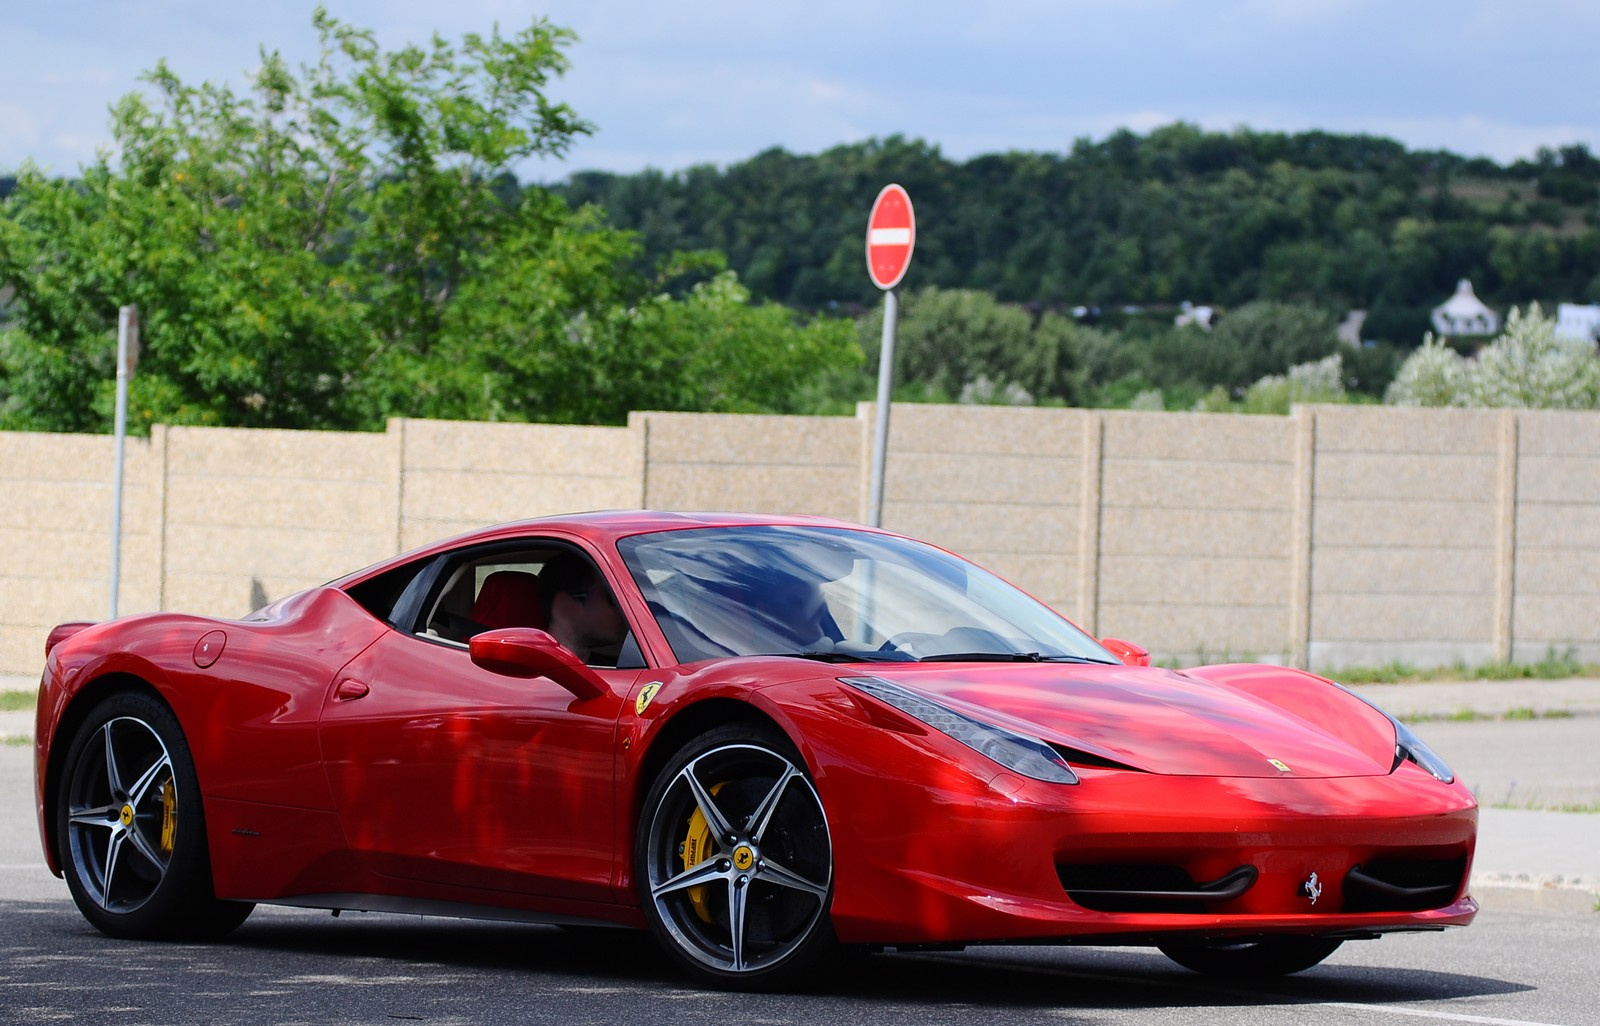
(1386, 305, 1600, 408)
(556, 126, 1600, 328)
(853, 287, 1086, 407)
(1240, 353, 1348, 414)
(0, 10, 858, 433)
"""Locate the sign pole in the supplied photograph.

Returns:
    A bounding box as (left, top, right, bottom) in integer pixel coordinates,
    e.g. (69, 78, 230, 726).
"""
(110, 305, 138, 619)
(863, 184, 915, 528)
(867, 288, 898, 528)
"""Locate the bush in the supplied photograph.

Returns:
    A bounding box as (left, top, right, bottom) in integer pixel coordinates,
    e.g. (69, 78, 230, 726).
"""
(1386, 304, 1600, 408)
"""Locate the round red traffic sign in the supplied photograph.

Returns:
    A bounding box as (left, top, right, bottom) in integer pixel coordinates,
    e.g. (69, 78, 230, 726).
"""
(865, 184, 915, 290)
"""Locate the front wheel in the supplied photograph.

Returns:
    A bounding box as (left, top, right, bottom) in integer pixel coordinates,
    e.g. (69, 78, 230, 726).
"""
(637, 724, 837, 989)
(55, 690, 253, 940)
(1158, 936, 1343, 977)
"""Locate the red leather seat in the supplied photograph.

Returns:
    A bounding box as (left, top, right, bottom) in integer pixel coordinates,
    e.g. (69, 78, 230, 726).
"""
(470, 571, 546, 631)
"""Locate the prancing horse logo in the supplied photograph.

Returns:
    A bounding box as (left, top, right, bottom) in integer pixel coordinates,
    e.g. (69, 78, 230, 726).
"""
(1302, 871, 1323, 905)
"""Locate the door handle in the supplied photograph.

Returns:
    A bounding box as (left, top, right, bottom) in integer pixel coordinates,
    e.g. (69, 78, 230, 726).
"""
(335, 678, 371, 702)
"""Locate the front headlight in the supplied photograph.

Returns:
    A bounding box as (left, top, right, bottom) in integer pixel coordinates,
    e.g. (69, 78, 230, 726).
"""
(1392, 718, 1455, 783)
(1334, 683, 1455, 783)
(843, 675, 1078, 785)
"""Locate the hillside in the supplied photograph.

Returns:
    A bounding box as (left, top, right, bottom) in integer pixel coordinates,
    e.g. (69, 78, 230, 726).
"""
(552, 124, 1600, 344)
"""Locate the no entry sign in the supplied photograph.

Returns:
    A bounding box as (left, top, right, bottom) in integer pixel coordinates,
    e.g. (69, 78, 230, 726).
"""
(865, 184, 915, 290)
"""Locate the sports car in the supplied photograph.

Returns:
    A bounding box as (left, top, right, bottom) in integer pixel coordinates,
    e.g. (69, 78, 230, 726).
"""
(33, 510, 1476, 988)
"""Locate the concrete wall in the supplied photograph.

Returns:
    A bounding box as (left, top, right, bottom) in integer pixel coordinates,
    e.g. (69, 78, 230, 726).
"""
(1302, 408, 1505, 670)
(4, 404, 1598, 678)
(1096, 411, 1298, 665)
(1511, 411, 1600, 665)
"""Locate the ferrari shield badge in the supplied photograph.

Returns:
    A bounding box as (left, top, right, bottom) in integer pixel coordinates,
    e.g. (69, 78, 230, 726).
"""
(635, 681, 663, 715)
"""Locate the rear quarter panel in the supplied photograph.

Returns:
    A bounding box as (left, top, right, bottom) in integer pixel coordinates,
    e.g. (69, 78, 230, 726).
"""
(37, 588, 389, 877)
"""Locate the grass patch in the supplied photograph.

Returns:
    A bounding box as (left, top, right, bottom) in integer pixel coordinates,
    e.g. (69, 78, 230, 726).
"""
(1488, 800, 1600, 815)
(1415, 707, 1575, 724)
(1484, 795, 1600, 813)
(1334, 649, 1597, 685)
(2, 734, 31, 747)
(0, 689, 36, 712)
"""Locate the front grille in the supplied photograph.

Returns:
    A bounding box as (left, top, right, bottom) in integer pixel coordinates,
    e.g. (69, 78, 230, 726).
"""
(1343, 856, 1468, 913)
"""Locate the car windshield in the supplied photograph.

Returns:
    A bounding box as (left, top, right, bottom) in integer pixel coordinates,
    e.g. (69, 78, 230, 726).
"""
(617, 525, 1118, 665)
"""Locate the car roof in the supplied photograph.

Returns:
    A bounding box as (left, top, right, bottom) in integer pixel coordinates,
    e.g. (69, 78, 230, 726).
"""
(331, 509, 878, 589)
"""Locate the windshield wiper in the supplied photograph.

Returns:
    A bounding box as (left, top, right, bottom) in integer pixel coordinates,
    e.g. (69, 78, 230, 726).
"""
(918, 652, 1119, 664)
(793, 649, 913, 663)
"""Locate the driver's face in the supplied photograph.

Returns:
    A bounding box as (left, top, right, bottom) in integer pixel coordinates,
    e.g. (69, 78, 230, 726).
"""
(570, 585, 626, 647)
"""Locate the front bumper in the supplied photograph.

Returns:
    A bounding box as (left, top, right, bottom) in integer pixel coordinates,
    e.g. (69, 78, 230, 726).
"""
(823, 756, 1477, 946)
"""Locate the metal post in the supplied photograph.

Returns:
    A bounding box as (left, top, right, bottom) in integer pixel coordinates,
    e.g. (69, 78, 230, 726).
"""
(867, 288, 899, 528)
(110, 305, 138, 619)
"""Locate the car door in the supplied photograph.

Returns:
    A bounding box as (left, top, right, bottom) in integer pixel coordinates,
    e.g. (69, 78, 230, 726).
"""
(318, 541, 646, 904)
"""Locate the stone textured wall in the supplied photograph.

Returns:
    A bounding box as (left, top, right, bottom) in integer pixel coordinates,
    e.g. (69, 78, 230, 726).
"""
(1095, 411, 1298, 665)
(873, 404, 1087, 618)
(395, 418, 644, 550)
(1302, 407, 1506, 670)
(159, 426, 403, 619)
(1510, 411, 1600, 664)
(638, 412, 862, 520)
(4, 404, 1598, 678)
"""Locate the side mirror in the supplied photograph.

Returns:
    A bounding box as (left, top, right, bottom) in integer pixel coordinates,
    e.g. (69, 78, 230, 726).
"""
(1099, 637, 1151, 667)
(469, 627, 605, 701)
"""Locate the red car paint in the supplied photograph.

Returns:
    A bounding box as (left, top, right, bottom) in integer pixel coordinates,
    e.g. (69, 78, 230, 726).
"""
(34, 510, 1476, 976)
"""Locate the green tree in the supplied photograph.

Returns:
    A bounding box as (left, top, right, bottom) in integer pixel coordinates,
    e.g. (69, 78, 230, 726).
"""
(1204, 301, 1341, 390)
(1386, 306, 1600, 409)
(585, 263, 860, 420)
(856, 287, 1084, 405)
(1385, 333, 1468, 407)
(0, 9, 859, 432)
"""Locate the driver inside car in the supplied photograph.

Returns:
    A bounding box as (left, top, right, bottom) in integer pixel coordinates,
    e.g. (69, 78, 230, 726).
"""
(539, 553, 629, 664)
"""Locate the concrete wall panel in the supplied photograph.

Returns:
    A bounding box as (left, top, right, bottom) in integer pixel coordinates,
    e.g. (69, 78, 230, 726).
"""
(4, 404, 1600, 678)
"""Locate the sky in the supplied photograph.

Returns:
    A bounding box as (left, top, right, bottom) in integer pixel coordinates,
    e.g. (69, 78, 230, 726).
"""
(4, 1, 1600, 182)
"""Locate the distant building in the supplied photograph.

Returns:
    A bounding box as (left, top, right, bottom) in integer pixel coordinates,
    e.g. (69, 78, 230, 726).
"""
(1174, 301, 1214, 331)
(1431, 279, 1501, 337)
(1337, 309, 1367, 347)
(1555, 303, 1600, 343)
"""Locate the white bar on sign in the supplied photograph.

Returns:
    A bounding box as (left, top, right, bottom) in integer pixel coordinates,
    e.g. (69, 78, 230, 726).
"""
(869, 227, 912, 246)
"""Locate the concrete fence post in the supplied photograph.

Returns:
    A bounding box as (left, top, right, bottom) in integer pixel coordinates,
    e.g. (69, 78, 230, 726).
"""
(1493, 411, 1520, 663)
(1289, 406, 1318, 669)
(1076, 412, 1105, 635)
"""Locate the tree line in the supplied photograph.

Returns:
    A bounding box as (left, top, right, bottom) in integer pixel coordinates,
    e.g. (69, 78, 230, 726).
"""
(553, 128, 1600, 343)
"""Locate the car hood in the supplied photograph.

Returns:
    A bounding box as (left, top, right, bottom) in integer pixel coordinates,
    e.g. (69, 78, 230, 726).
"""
(861, 662, 1398, 778)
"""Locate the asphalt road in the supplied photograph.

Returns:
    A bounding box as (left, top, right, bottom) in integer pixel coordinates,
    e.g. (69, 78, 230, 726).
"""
(1, 894, 1595, 1026)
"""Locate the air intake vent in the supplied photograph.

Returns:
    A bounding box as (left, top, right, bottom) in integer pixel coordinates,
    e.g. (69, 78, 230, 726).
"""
(1343, 856, 1467, 913)
(1057, 863, 1257, 913)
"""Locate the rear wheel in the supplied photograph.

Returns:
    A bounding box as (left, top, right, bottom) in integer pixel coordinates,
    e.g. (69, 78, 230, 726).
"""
(1158, 936, 1343, 977)
(55, 691, 253, 939)
(637, 724, 836, 989)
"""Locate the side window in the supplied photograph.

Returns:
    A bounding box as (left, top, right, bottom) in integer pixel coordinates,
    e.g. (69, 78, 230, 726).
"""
(417, 545, 642, 670)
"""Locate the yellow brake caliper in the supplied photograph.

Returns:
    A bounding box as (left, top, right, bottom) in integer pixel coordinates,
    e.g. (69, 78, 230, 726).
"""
(680, 783, 726, 924)
(159, 777, 177, 856)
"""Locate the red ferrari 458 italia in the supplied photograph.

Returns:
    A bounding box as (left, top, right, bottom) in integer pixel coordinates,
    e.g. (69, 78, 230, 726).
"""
(33, 511, 1476, 988)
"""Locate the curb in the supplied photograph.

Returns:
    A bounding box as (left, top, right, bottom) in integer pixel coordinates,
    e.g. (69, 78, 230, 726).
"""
(1472, 875, 1598, 916)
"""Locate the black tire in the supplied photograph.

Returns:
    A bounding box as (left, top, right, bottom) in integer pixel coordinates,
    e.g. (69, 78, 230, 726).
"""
(636, 723, 837, 989)
(54, 690, 254, 940)
(1158, 936, 1343, 977)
